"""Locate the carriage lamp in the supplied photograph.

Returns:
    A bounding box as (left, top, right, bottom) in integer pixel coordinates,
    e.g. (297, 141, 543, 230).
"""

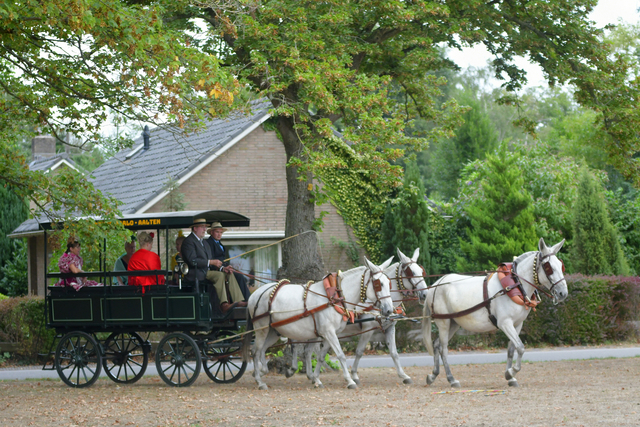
(174, 256, 189, 289)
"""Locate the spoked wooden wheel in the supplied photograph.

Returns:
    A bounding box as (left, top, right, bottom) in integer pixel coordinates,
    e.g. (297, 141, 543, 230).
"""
(155, 332, 201, 387)
(55, 331, 102, 388)
(102, 332, 149, 384)
(203, 331, 247, 384)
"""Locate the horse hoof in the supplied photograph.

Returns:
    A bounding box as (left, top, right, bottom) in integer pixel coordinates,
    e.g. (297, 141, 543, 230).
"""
(258, 384, 268, 390)
(508, 379, 519, 387)
(285, 370, 295, 378)
(426, 375, 436, 386)
(347, 383, 358, 390)
(403, 378, 413, 385)
(354, 378, 361, 386)
(450, 380, 461, 388)
(505, 370, 514, 381)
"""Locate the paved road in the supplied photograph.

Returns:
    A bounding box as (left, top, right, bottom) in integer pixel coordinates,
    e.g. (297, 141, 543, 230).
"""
(1, 346, 638, 381)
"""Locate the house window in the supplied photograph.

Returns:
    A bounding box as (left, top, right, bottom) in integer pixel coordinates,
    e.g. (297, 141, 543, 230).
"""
(226, 243, 280, 287)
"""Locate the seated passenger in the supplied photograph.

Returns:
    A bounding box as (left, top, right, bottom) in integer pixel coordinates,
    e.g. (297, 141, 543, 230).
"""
(181, 218, 247, 313)
(113, 237, 136, 285)
(206, 222, 251, 300)
(56, 236, 103, 291)
(128, 231, 165, 292)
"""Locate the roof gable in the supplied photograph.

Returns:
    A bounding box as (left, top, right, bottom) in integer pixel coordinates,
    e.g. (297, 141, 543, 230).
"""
(90, 99, 271, 214)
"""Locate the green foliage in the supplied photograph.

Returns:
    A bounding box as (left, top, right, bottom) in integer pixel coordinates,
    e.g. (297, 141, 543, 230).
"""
(0, 182, 28, 287)
(379, 161, 431, 271)
(572, 168, 630, 275)
(427, 94, 498, 201)
(0, 296, 56, 362)
(0, 239, 28, 297)
(457, 150, 537, 271)
(606, 189, 640, 275)
(319, 138, 393, 261)
(426, 207, 465, 276)
(0, 0, 238, 239)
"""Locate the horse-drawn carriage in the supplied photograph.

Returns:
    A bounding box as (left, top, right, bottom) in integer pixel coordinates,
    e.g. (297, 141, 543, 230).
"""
(43, 210, 252, 388)
(41, 208, 569, 390)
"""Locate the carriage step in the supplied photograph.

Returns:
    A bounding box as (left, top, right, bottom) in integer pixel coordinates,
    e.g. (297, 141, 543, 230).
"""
(40, 334, 63, 370)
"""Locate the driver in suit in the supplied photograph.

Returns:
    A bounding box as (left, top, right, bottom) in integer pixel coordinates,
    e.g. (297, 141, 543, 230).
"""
(181, 218, 247, 313)
(206, 222, 251, 300)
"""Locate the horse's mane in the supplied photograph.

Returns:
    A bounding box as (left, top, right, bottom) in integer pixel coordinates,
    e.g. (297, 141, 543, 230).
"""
(513, 251, 537, 266)
(338, 265, 366, 282)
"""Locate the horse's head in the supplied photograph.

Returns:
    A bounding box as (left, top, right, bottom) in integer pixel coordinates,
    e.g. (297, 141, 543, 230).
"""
(537, 238, 568, 304)
(397, 248, 428, 303)
(363, 256, 394, 317)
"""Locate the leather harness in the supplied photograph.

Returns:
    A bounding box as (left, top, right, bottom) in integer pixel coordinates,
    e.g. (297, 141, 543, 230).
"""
(431, 262, 540, 327)
(252, 273, 355, 337)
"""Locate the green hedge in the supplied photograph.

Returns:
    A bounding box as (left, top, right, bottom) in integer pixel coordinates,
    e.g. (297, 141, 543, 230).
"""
(0, 296, 56, 363)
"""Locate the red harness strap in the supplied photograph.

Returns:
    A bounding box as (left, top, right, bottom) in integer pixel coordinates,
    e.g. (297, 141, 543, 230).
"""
(498, 263, 539, 309)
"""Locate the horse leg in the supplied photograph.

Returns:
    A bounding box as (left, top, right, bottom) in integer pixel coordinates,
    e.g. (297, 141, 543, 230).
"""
(307, 343, 325, 387)
(426, 335, 441, 385)
(438, 321, 461, 388)
(500, 322, 524, 387)
(384, 321, 412, 384)
(252, 326, 279, 390)
(350, 331, 372, 386)
(285, 343, 300, 378)
(323, 331, 358, 389)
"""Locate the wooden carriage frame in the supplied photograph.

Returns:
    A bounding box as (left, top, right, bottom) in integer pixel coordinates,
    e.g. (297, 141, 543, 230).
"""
(42, 210, 252, 388)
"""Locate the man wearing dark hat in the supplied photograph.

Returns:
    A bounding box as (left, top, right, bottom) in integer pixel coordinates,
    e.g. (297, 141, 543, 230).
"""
(181, 218, 247, 313)
(206, 222, 251, 300)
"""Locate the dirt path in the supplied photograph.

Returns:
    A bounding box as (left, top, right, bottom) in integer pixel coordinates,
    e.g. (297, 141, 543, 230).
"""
(1, 357, 639, 426)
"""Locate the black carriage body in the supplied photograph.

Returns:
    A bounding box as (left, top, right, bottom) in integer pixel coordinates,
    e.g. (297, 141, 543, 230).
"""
(47, 285, 246, 334)
(41, 210, 251, 387)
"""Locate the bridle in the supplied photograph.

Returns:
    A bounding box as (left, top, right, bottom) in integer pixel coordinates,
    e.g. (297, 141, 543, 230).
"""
(360, 269, 392, 309)
(519, 251, 565, 303)
(396, 261, 427, 292)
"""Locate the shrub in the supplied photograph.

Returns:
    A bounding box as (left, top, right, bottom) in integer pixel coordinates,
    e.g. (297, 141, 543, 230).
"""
(0, 296, 56, 363)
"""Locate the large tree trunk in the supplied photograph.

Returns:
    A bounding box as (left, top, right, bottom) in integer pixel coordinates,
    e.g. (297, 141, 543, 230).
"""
(275, 116, 325, 282)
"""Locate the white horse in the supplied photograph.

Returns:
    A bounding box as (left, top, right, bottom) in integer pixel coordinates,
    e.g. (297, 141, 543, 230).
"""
(248, 257, 395, 390)
(290, 248, 428, 385)
(420, 238, 568, 388)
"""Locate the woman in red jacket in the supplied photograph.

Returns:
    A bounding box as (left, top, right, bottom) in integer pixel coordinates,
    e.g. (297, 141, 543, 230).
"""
(128, 231, 165, 292)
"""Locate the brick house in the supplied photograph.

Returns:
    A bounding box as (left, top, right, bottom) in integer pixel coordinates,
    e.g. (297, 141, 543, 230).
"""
(11, 100, 360, 295)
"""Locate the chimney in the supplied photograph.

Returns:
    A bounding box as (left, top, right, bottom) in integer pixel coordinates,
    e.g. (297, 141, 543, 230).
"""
(143, 126, 150, 150)
(31, 135, 56, 160)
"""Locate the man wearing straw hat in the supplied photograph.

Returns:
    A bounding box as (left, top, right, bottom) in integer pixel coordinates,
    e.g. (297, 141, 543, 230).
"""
(206, 222, 251, 300)
(181, 218, 247, 313)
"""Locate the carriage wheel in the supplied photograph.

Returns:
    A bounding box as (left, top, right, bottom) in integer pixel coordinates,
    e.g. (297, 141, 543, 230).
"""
(155, 332, 201, 387)
(203, 331, 247, 384)
(102, 332, 149, 384)
(55, 331, 102, 388)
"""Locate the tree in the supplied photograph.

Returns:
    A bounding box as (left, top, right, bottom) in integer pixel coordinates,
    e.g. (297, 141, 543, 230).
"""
(0, 0, 238, 231)
(572, 168, 629, 275)
(457, 151, 537, 272)
(0, 183, 28, 291)
(379, 161, 431, 272)
(428, 93, 498, 200)
(0, 239, 27, 297)
(185, 0, 640, 280)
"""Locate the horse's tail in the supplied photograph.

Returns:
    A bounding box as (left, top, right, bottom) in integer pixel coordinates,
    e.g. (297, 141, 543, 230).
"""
(242, 314, 253, 363)
(421, 299, 434, 356)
